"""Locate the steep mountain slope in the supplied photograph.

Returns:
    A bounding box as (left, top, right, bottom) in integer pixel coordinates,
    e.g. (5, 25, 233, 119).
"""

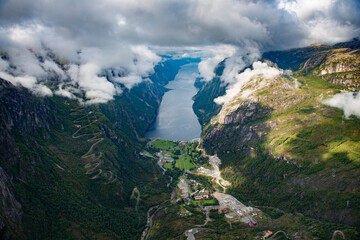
(264, 38, 360, 88)
(0, 57, 193, 239)
(192, 60, 226, 126)
(194, 40, 360, 236)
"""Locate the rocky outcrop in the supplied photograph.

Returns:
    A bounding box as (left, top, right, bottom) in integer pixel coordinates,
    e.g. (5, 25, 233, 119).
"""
(317, 49, 360, 75)
(203, 100, 271, 152)
(0, 78, 58, 137)
(203, 75, 309, 156)
(321, 72, 360, 88)
(320, 63, 358, 75)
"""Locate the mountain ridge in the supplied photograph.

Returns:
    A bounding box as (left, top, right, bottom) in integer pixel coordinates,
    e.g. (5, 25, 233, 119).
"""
(191, 39, 360, 237)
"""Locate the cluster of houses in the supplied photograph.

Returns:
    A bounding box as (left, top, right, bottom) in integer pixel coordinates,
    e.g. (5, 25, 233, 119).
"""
(192, 189, 213, 201)
(188, 179, 213, 201)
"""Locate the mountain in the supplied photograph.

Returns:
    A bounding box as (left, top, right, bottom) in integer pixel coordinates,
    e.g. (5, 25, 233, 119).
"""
(0, 55, 195, 239)
(193, 40, 360, 237)
(262, 38, 360, 71)
(192, 59, 226, 126)
(1, 38, 360, 239)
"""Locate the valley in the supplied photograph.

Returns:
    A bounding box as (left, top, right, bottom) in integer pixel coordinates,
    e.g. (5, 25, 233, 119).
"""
(143, 40, 360, 239)
(145, 138, 359, 239)
(0, 29, 360, 239)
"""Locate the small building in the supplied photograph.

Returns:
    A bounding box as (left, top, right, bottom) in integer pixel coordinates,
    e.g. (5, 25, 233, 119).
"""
(191, 190, 199, 196)
(222, 208, 229, 214)
(195, 196, 203, 200)
(263, 230, 273, 238)
(179, 142, 186, 148)
(250, 218, 257, 226)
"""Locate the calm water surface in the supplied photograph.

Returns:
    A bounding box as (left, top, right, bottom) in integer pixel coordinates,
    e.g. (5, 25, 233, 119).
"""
(146, 62, 201, 141)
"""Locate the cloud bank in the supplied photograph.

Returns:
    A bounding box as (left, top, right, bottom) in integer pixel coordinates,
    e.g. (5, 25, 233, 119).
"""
(324, 92, 360, 118)
(215, 61, 283, 104)
(0, 24, 160, 103)
(0, 0, 359, 103)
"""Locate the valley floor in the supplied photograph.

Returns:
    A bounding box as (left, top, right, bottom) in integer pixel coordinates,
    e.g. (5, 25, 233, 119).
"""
(143, 139, 359, 240)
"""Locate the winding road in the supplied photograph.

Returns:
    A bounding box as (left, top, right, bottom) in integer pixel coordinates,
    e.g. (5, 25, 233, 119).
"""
(131, 187, 141, 225)
(141, 151, 176, 240)
(331, 230, 346, 240)
(70, 107, 116, 183)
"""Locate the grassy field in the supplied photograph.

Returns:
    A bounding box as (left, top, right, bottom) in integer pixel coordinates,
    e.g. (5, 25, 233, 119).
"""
(184, 155, 195, 170)
(151, 139, 179, 150)
(262, 74, 360, 167)
(163, 162, 174, 170)
(192, 199, 217, 206)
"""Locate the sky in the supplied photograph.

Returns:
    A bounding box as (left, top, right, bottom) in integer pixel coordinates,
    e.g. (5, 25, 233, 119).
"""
(0, 0, 359, 104)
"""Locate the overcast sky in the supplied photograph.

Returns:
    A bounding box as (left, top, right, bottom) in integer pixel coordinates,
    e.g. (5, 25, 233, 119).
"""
(0, 0, 359, 103)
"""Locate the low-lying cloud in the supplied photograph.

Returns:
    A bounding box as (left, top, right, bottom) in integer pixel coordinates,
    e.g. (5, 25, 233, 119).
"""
(215, 61, 283, 104)
(0, 23, 161, 103)
(0, 0, 359, 103)
(324, 92, 360, 118)
(197, 45, 237, 81)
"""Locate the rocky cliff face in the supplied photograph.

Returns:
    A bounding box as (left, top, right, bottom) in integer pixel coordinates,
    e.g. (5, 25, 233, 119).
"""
(195, 40, 360, 228)
(321, 72, 360, 88)
(317, 49, 360, 75)
(0, 79, 59, 239)
(203, 74, 310, 158)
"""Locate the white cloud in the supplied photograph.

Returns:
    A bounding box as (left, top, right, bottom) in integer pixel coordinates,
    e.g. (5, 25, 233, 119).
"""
(0, 58, 9, 71)
(113, 74, 143, 89)
(0, 23, 161, 104)
(215, 61, 283, 104)
(77, 63, 116, 103)
(220, 46, 261, 86)
(198, 44, 237, 81)
(0, 71, 52, 96)
(54, 84, 76, 99)
(324, 92, 360, 118)
(131, 45, 161, 76)
(0, 0, 359, 104)
(278, 0, 360, 44)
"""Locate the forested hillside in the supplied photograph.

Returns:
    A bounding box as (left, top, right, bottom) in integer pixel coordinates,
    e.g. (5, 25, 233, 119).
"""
(0, 57, 194, 239)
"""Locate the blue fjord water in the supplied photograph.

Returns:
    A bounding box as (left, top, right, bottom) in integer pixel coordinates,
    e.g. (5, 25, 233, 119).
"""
(145, 62, 201, 141)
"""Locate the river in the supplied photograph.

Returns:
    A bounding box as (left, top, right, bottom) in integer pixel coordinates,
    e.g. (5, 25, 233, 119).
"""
(145, 62, 201, 141)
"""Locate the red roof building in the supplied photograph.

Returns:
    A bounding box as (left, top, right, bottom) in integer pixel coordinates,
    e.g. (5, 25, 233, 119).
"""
(250, 218, 257, 226)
